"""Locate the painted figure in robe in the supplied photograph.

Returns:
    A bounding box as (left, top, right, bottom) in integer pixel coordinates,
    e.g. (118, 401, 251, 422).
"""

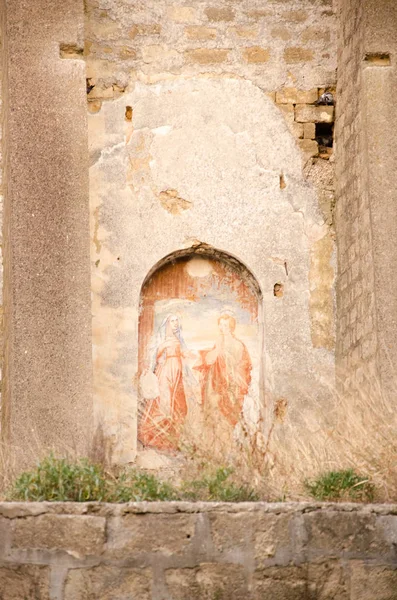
(194, 313, 252, 450)
(138, 314, 189, 450)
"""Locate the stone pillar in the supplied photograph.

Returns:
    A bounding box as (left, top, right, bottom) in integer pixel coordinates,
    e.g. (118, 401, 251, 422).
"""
(1, 0, 93, 462)
(335, 0, 397, 396)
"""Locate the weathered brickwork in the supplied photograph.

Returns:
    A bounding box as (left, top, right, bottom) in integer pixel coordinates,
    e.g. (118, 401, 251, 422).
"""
(334, 1, 377, 386)
(85, 0, 337, 97)
(0, 502, 396, 599)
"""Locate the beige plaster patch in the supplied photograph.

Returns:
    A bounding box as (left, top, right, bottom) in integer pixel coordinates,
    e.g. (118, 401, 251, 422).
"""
(159, 189, 193, 215)
(309, 232, 335, 350)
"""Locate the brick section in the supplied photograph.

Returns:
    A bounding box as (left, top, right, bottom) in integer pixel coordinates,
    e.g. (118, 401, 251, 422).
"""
(84, 0, 337, 95)
(334, 0, 379, 389)
(295, 105, 334, 123)
(0, 503, 396, 600)
(185, 48, 229, 64)
(242, 46, 270, 63)
(11, 515, 105, 556)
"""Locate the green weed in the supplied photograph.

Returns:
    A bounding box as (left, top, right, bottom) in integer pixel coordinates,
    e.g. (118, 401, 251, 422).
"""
(7, 457, 259, 503)
(110, 469, 178, 502)
(181, 467, 259, 502)
(8, 455, 108, 502)
(305, 468, 374, 502)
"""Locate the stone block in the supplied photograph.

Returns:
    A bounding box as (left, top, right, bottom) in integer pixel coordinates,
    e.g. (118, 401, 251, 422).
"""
(276, 88, 298, 104)
(253, 566, 307, 600)
(292, 122, 305, 138)
(298, 139, 319, 158)
(350, 562, 397, 600)
(301, 27, 331, 43)
(295, 105, 334, 123)
(167, 5, 197, 23)
(142, 45, 180, 64)
(185, 26, 217, 40)
(245, 10, 271, 20)
(11, 515, 105, 557)
(284, 47, 314, 63)
(129, 24, 161, 39)
(0, 565, 50, 600)
(166, 563, 248, 600)
(106, 514, 196, 557)
(64, 566, 151, 600)
(254, 514, 293, 566)
(277, 104, 295, 126)
(242, 46, 270, 63)
(271, 27, 292, 41)
(307, 560, 349, 599)
(205, 7, 235, 22)
(228, 26, 258, 39)
(210, 512, 254, 552)
(304, 512, 390, 558)
(282, 10, 309, 23)
(296, 89, 318, 104)
(185, 48, 229, 64)
(118, 46, 138, 60)
(304, 123, 316, 139)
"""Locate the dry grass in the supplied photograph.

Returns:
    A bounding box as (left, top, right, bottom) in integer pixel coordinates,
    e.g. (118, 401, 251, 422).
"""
(256, 372, 397, 502)
(175, 370, 397, 503)
(1, 371, 397, 503)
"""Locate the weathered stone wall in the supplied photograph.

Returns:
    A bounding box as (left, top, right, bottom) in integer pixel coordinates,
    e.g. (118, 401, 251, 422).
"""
(0, 502, 396, 599)
(86, 0, 338, 464)
(85, 0, 336, 95)
(334, 0, 397, 396)
(0, 0, 93, 463)
(0, 1, 5, 410)
(334, 0, 375, 387)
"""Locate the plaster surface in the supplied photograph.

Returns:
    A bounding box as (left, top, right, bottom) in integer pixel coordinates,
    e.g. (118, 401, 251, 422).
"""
(90, 77, 335, 462)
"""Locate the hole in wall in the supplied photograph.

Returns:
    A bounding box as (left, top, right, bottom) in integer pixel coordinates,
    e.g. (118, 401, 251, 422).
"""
(86, 78, 95, 95)
(364, 52, 391, 67)
(274, 283, 284, 298)
(125, 106, 133, 121)
(315, 122, 334, 149)
(59, 43, 84, 59)
(279, 173, 286, 190)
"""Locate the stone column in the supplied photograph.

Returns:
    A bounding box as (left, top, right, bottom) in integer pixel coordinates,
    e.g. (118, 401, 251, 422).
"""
(1, 0, 93, 463)
(362, 1, 397, 397)
(335, 0, 397, 397)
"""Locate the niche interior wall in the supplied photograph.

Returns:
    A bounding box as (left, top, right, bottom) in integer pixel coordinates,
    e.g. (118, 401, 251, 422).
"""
(87, 0, 337, 465)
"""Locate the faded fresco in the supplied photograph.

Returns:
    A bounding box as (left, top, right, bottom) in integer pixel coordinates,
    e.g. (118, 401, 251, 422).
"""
(138, 255, 262, 456)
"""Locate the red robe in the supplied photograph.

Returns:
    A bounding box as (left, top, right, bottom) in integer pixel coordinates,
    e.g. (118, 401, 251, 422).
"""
(138, 339, 187, 451)
(194, 336, 252, 427)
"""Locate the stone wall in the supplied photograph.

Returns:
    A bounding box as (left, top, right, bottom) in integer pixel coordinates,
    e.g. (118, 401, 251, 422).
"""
(0, 1, 5, 410)
(334, 0, 397, 395)
(334, 0, 375, 387)
(86, 0, 338, 464)
(85, 0, 336, 96)
(0, 502, 396, 599)
(0, 0, 93, 463)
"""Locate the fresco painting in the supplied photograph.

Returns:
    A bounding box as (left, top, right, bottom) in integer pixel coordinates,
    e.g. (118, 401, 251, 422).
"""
(138, 256, 261, 455)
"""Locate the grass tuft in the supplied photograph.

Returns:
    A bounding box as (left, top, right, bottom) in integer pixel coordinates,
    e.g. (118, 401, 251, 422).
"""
(304, 468, 374, 502)
(8, 454, 108, 502)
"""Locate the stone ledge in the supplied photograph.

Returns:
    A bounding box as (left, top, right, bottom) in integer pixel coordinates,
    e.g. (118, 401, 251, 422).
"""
(0, 501, 396, 518)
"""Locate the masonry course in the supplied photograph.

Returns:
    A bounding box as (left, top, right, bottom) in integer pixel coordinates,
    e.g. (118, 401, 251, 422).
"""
(0, 502, 396, 599)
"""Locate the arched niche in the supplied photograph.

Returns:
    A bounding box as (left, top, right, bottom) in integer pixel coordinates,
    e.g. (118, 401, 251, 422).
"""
(137, 246, 264, 458)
